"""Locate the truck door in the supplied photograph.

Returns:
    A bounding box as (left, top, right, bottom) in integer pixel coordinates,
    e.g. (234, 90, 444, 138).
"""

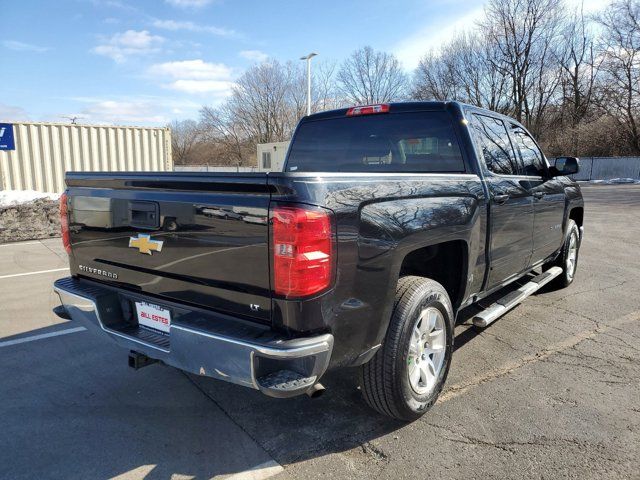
(509, 124, 565, 265)
(469, 114, 535, 290)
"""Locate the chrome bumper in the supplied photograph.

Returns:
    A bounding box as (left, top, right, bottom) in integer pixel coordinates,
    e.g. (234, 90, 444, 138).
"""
(54, 277, 333, 398)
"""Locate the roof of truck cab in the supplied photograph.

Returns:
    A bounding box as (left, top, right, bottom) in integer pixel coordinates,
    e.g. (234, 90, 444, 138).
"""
(302, 100, 526, 130)
(303, 101, 454, 121)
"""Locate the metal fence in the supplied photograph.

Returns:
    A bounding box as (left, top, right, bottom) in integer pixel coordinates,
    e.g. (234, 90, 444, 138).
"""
(0, 122, 172, 193)
(569, 157, 640, 181)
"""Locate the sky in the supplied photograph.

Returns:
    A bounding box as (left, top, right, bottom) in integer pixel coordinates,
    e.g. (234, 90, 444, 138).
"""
(0, 0, 606, 127)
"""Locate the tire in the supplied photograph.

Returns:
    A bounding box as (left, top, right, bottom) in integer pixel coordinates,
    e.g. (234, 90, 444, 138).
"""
(544, 219, 581, 289)
(360, 276, 454, 421)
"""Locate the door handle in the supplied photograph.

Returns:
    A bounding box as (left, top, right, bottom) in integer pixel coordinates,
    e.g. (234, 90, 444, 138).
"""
(493, 194, 509, 205)
(533, 192, 546, 200)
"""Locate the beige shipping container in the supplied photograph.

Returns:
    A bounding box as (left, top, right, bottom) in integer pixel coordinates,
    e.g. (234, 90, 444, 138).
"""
(0, 122, 172, 193)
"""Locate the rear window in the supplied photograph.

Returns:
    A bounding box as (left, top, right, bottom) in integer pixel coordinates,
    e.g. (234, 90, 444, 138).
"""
(285, 111, 466, 173)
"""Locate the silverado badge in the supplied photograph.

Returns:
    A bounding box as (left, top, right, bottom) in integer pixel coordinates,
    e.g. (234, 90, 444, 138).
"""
(129, 234, 163, 255)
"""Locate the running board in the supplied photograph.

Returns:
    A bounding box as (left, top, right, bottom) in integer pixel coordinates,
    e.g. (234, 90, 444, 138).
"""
(472, 266, 563, 328)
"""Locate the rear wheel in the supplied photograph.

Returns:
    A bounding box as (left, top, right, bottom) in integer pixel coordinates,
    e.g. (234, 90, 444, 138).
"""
(545, 220, 580, 289)
(360, 276, 454, 421)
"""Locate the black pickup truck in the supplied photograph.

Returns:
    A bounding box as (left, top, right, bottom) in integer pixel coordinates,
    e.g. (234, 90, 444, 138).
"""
(54, 101, 584, 420)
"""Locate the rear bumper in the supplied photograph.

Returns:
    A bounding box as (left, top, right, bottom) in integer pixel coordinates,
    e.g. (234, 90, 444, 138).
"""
(53, 277, 333, 398)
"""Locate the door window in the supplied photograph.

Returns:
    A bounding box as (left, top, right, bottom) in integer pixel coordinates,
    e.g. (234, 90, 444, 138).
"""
(511, 126, 546, 177)
(470, 114, 519, 175)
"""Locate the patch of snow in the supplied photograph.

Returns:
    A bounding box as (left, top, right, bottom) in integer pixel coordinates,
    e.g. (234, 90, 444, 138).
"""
(588, 178, 640, 185)
(610, 177, 640, 184)
(0, 190, 61, 207)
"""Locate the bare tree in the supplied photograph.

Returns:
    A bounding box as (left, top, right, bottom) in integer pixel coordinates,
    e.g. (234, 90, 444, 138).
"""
(231, 60, 299, 144)
(337, 46, 408, 104)
(169, 119, 201, 165)
(313, 60, 345, 112)
(596, 0, 640, 152)
(544, 6, 600, 154)
(412, 50, 459, 101)
(198, 58, 347, 167)
(198, 60, 315, 166)
(557, 7, 598, 127)
(199, 104, 252, 165)
(412, 33, 511, 113)
(479, 0, 564, 136)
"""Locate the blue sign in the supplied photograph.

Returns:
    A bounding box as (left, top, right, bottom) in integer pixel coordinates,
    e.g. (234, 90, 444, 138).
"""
(0, 123, 15, 150)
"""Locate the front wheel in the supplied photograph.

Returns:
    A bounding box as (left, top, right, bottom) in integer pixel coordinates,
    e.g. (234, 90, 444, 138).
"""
(360, 276, 454, 421)
(545, 219, 581, 289)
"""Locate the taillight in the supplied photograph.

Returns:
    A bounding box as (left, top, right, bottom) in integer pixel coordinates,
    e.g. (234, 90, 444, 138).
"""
(346, 104, 390, 116)
(60, 192, 71, 254)
(272, 205, 334, 298)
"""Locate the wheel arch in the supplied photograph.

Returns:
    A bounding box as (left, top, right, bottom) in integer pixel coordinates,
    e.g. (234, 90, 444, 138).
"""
(569, 206, 584, 228)
(397, 239, 469, 310)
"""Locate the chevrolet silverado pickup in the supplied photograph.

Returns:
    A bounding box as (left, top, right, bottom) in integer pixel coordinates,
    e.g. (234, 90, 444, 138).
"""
(54, 101, 584, 420)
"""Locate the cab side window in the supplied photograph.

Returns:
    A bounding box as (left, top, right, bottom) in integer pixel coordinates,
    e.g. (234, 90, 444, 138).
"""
(511, 126, 546, 177)
(470, 114, 520, 175)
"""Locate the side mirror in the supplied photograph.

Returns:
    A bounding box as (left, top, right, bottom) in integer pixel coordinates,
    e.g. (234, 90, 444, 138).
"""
(552, 156, 580, 176)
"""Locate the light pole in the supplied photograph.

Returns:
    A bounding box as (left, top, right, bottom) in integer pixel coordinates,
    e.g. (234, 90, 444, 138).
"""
(300, 52, 317, 116)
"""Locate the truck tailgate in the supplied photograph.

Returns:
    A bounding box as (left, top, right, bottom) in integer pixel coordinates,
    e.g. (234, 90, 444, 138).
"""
(65, 172, 273, 323)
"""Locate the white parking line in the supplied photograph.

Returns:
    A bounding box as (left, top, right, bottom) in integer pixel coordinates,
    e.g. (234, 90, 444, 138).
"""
(0, 326, 86, 348)
(109, 460, 284, 480)
(0, 241, 41, 248)
(224, 460, 284, 480)
(0, 267, 69, 280)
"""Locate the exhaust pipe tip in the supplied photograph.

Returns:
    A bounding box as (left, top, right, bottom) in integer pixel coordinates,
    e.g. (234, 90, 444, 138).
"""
(306, 382, 325, 399)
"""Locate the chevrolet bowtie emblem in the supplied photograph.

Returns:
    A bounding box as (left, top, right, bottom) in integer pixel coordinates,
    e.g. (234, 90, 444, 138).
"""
(129, 234, 163, 255)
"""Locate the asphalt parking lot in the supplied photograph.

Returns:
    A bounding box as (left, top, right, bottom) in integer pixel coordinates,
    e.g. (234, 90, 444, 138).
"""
(1, 184, 638, 480)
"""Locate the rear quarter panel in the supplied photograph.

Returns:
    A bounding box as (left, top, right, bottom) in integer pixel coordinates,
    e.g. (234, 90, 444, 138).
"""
(269, 173, 487, 367)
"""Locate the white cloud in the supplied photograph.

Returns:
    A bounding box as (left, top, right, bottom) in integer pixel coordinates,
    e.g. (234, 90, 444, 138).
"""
(92, 0, 139, 12)
(393, 0, 609, 72)
(148, 59, 235, 96)
(0, 103, 30, 121)
(566, 0, 606, 14)
(151, 19, 236, 37)
(165, 0, 213, 8)
(69, 96, 201, 125)
(239, 49, 268, 62)
(167, 79, 232, 94)
(83, 100, 168, 124)
(149, 59, 232, 79)
(392, 7, 484, 71)
(2, 40, 49, 53)
(93, 30, 164, 63)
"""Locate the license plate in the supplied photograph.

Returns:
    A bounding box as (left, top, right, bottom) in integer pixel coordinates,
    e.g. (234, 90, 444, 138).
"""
(135, 301, 171, 334)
